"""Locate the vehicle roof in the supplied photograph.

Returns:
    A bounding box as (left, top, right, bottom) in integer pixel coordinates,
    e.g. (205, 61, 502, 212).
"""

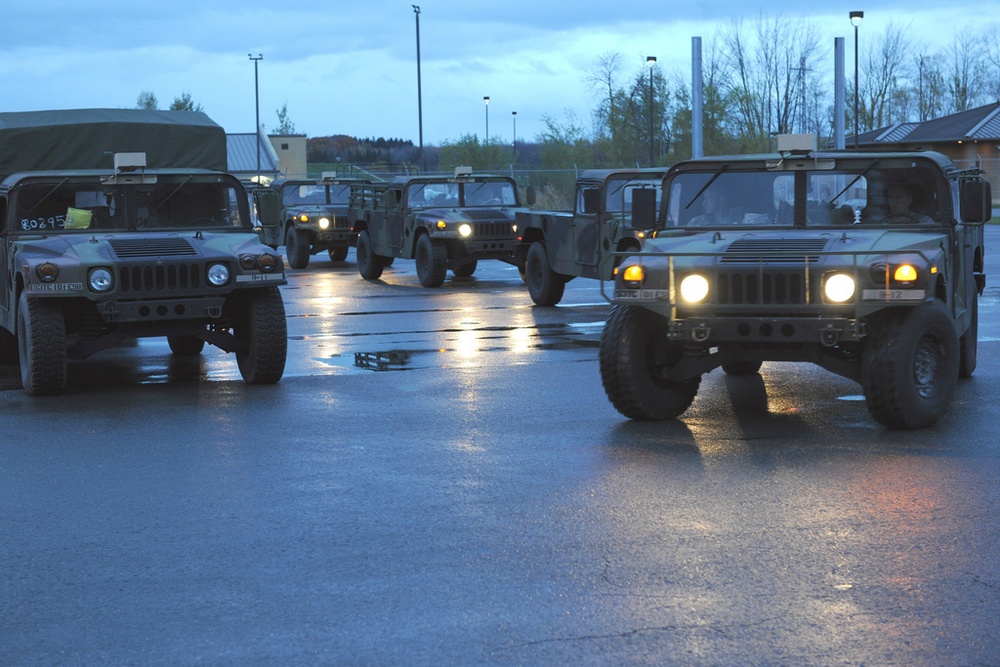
(0, 108, 227, 174)
(671, 149, 957, 172)
(576, 167, 669, 184)
(386, 173, 513, 186)
(1, 167, 235, 190)
(271, 176, 371, 188)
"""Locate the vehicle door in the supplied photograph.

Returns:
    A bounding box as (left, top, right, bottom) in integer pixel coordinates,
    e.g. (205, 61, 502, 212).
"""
(568, 186, 601, 267)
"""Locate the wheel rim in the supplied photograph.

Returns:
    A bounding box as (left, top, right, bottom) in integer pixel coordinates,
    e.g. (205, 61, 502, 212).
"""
(913, 333, 945, 398)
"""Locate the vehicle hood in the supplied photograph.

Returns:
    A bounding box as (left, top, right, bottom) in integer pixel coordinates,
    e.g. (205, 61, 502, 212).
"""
(415, 207, 521, 223)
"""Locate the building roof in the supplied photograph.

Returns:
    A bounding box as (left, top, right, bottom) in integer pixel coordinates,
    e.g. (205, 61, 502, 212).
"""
(227, 129, 280, 176)
(851, 101, 1000, 147)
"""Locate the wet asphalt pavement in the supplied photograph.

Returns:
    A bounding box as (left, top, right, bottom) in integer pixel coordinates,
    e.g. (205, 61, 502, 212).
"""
(2, 229, 1000, 665)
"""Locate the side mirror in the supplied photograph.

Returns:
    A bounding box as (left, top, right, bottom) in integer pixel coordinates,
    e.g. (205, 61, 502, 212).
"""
(960, 180, 992, 223)
(254, 188, 280, 228)
(581, 188, 600, 214)
(522, 185, 536, 207)
(631, 188, 657, 229)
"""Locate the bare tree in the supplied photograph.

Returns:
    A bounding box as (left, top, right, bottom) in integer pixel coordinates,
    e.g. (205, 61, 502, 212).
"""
(275, 103, 297, 135)
(585, 52, 623, 139)
(946, 31, 989, 112)
(857, 21, 911, 131)
(719, 15, 821, 150)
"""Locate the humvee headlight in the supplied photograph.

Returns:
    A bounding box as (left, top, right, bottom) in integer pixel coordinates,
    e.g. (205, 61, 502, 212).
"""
(319, 217, 331, 230)
(257, 253, 278, 272)
(88, 267, 113, 292)
(298, 214, 309, 223)
(36, 262, 59, 283)
(824, 273, 855, 303)
(622, 264, 644, 285)
(436, 220, 447, 230)
(680, 274, 710, 303)
(207, 262, 231, 287)
(893, 264, 918, 282)
(458, 223, 472, 238)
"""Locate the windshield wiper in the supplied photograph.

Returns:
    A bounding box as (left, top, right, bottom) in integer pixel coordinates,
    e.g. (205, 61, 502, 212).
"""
(684, 164, 727, 210)
(25, 178, 69, 214)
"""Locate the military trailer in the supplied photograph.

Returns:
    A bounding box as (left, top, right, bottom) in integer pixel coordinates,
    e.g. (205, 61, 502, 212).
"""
(0, 109, 287, 395)
(259, 174, 369, 269)
(515, 168, 665, 305)
(348, 167, 533, 287)
(600, 136, 989, 429)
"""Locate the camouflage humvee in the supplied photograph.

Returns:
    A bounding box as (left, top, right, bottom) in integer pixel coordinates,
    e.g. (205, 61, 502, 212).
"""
(515, 168, 665, 305)
(348, 167, 534, 287)
(0, 109, 287, 395)
(600, 136, 990, 429)
(259, 174, 369, 269)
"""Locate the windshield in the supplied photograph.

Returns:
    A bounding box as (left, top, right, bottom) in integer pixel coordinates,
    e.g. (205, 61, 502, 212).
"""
(664, 166, 947, 228)
(406, 179, 517, 208)
(282, 183, 351, 206)
(13, 174, 250, 233)
(603, 177, 663, 216)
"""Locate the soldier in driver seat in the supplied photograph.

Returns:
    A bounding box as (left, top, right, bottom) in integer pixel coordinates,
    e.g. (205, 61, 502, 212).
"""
(884, 183, 934, 224)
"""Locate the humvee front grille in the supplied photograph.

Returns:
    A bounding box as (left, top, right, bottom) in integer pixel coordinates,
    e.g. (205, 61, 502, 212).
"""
(117, 263, 204, 294)
(715, 270, 822, 305)
(108, 237, 198, 258)
(472, 222, 515, 238)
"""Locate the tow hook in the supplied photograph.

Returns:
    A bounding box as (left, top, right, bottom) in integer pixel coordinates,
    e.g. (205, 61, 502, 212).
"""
(691, 323, 711, 342)
(819, 326, 840, 347)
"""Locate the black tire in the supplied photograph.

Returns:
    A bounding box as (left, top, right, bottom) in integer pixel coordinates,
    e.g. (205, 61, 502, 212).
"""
(17, 292, 67, 395)
(328, 246, 349, 262)
(525, 242, 565, 306)
(234, 287, 287, 385)
(285, 226, 310, 269)
(599, 305, 700, 421)
(356, 230, 384, 280)
(721, 360, 762, 375)
(452, 260, 477, 277)
(167, 335, 206, 356)
(959, 290, 978, 378)
(415, 235, 447, 288)
(862, 302, 959, 429)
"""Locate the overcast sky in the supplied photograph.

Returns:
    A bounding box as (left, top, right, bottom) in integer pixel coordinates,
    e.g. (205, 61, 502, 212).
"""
(2, 1, 996, 146)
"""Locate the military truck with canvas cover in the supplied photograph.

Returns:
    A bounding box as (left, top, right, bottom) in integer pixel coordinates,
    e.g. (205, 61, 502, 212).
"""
(515, 168, 664, 305)
(348, 168, 532, 287)
(600, 137, 989, 429)
(0, 109, 287, 395)
(260, 174, 369, 269)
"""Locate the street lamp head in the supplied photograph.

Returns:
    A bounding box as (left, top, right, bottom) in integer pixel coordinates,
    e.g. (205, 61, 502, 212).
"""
(646, 55, 657, 67)
(512, 111, 516, 116)
(412, 4, 420, 13)
(484, 96, 490, 105)
(850, 11, 863, 27)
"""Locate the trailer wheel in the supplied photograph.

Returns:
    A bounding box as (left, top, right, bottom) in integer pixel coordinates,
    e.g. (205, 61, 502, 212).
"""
(452, 260, 477, 277)
(328, 247, 349, 262)
(356, 230, 384, 280)
(415, 235, 447, 288)
(234, 287, 287, 385)
(525, 242, 565, 306)
(17, 292, 67, 395)
(168, 335, 205, 356)
(599, 305, 700, 421)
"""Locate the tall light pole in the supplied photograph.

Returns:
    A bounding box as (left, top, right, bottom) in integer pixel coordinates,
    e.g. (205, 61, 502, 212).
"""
(483, 96, 490, 142)
(850, 11, 863, 148)
(248, 53, 263, 181)
(413, 6, 423, 171)
(646, 56, 657, 165)
(512, 111, 517, 164)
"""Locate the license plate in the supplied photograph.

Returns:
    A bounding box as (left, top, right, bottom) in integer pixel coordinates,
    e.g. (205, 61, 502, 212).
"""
(862, 289, 925, 301)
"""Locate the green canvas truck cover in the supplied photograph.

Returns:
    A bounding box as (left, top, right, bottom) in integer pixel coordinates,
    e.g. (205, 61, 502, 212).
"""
(0, 108, 227, 175)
